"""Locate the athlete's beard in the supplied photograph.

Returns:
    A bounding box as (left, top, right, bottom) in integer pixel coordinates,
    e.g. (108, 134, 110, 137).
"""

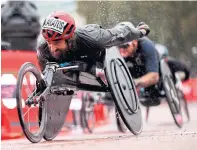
(52, 48, 68, 61)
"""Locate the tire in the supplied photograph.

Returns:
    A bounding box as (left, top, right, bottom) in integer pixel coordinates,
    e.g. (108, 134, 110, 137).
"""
(80, 92, 95, 133)
(115, 108, 127, 133)
(177, 89, 190, 121)
(145, 106, 150, 122)
(16, 62, 47, 143)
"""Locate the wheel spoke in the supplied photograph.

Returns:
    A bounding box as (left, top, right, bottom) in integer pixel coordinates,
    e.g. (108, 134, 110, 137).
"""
(31, 109, 41, 125)
(28, 108, 30, 130)
(23, 107, 33, 117)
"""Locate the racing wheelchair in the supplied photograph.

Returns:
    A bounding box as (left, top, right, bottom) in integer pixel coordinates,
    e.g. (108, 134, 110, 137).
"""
(16, 47, 142, 143)
(116, 55, 190, 133)
(143, 56, 190, 128)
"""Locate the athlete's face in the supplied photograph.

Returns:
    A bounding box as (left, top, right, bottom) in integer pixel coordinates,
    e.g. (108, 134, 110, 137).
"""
(119, 40, 138, 58)
(47, 40, 69, 59)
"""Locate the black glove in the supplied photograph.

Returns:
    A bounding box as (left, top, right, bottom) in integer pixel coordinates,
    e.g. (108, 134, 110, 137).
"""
(136, 22, 150, 36)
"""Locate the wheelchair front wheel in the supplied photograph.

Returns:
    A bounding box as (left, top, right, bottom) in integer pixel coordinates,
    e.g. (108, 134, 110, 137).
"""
(16, 62, 47, 143)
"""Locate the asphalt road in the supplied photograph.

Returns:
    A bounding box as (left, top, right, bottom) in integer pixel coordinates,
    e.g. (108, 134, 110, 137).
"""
(2, 102, 197, 150)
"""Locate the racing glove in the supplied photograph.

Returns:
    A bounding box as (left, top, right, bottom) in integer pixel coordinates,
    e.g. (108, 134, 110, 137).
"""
(136, 22, 150, 36)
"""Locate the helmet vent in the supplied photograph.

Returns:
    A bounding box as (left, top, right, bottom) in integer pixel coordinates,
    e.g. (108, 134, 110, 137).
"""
(66, 25, 74, 34)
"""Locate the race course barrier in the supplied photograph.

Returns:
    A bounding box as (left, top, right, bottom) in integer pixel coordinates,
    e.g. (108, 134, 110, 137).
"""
(1, 86, 110, 140)
(182, 78, 197, 102)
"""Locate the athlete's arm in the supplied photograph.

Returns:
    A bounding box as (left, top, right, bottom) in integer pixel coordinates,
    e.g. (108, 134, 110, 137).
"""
(76, 24, 147, 49)
(134, 39, 160, 88)
(134, 72, 159, 88)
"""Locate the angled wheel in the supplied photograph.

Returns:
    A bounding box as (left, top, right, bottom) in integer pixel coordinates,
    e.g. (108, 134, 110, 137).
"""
(43, 96, 72, 141)
(16, 62, 47, 143)
(145, 106, 150, 122)
(160, 59, 183, 128)
(104, 47, 143, 135)
(80, 92, 95, 133)
(43, 71, 72, 141)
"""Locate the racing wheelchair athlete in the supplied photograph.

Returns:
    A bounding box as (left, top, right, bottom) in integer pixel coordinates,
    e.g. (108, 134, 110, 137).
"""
(113, 22, 160, 132)
(16, 11, 150, 143)
(116, 34, 190, 130)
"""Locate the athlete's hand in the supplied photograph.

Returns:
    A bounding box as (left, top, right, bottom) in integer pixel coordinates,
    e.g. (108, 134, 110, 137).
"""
(136, 22, 150, 36)
(134, 79, 141, 88)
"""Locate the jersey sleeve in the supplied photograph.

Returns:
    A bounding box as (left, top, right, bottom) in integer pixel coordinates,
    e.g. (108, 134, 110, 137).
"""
(140, 38, 159, 73)
(76, 24, 142, 49)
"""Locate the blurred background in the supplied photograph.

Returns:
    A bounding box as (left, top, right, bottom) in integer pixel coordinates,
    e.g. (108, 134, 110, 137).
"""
(1, 0, 197, 141)
(77, 1, 197, 77)
(1, 0, 197, 76)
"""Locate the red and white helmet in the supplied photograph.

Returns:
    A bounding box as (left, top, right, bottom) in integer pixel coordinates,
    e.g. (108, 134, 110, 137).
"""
(42, 11, 76, 41)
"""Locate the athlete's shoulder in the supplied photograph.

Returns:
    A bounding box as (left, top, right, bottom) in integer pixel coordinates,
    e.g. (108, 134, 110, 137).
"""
(75, 24, 103, 37)
(138, 37, 154, 45)
(37, 35, 48, 50)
